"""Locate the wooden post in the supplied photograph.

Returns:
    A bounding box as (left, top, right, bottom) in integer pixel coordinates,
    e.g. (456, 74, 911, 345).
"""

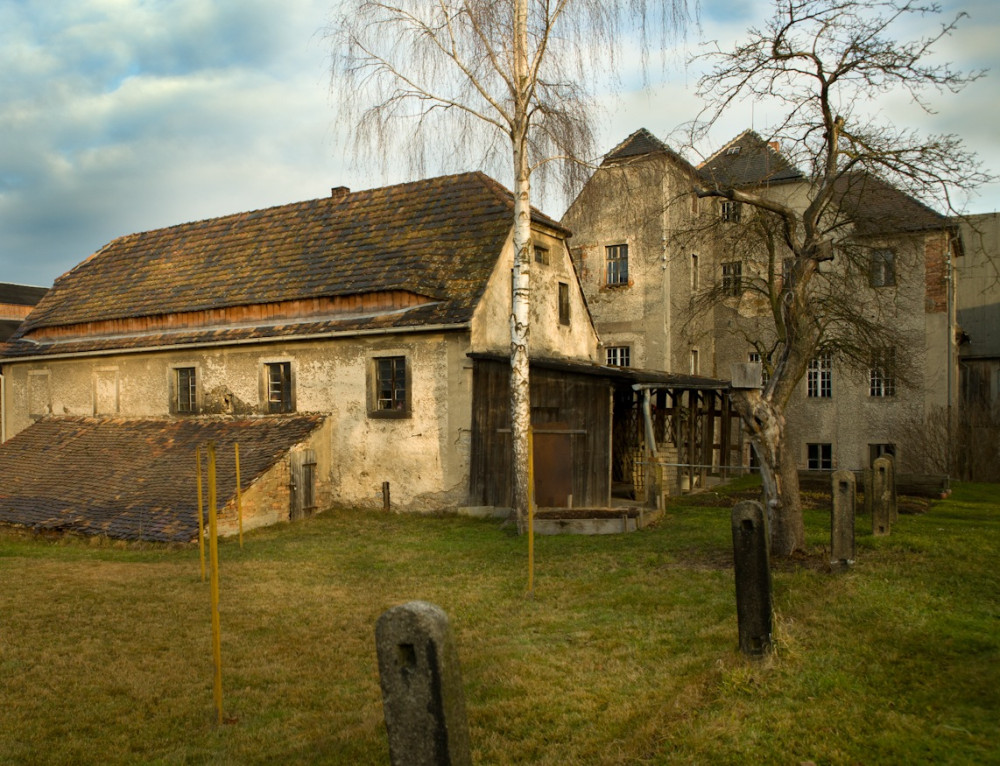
(527, 427, 535, 598)
(196, 446, 205, 583)
(382, 481, 391, 513)
(207, 441, 223, 725)
(731, 500, 773, 657)
(234, 443, 243, 549)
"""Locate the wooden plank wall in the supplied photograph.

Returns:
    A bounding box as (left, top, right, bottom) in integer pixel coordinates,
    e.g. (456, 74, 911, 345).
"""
(469, 359, 611, 508)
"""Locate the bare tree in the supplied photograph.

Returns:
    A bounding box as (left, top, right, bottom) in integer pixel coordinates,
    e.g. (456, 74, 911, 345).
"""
(330, 0, 688, 528)
(686, 0, 991, 554)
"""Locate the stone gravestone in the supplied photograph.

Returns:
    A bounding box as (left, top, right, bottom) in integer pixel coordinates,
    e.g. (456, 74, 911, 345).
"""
(871, 456, 895, 537)
(375, 601, 472, 766)
(831, 470, 856, 567)
(862, 467, 873, 517)
(731, 501, 773, 657)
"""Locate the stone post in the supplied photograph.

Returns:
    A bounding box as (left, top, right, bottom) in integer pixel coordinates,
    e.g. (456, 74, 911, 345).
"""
(831, 470, 856, 567)
(872, 457, 894, 537)
(375, 602, 472, 766)
(731, 501, 773, 657)
(862, 467, 873, 517)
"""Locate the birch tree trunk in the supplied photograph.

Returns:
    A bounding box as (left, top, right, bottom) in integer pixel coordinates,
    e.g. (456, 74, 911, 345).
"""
(509, 0, 531, 532)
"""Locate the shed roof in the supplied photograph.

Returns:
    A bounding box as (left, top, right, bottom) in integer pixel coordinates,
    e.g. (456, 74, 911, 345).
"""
(0, 415, 324, 542)
(3, 172, 562, 359)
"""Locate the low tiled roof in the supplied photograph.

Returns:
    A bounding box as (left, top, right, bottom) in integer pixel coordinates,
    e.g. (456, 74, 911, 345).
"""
(4, 172, 563, 359)
(699, 130, 804, 187)
(0, 415, 324, 542)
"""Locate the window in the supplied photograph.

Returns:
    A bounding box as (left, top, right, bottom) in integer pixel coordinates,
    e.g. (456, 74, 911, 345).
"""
(722, 261, 743, 296)
(869, 249, 895, 287)
(807, 353, 832, 398)
(748, 352, 770, 386)
(691, 254, 699, 290)
(869, 443, 896, 466)
(371, 356, 409, 417)
(533, 244, 549, 265)
(690, 348, 699, 375)
(606, 346, 630, 367)
(727, 145, 742, 156)
(782, 258, 796, 293)
(869, 348, 896, 397)
(721, 200, 742, 223)
(605, 244, 629, 286)
(174, 367, 197, 414)
(558, 282, 570, 325)
(265, 361, 293, 413)
(807, 443, 833, 470)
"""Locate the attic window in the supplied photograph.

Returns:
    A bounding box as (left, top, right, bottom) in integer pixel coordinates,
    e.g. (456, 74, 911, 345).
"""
(534, 245, 549, 265)
(727, 146, 742, 155)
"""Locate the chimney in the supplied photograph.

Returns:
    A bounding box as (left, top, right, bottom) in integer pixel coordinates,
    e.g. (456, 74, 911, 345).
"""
(330, 186, 350, 200)
(768, 141, 780, 152)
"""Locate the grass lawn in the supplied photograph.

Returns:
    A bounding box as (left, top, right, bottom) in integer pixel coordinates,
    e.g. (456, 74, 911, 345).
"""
(1, 482, 997, 764)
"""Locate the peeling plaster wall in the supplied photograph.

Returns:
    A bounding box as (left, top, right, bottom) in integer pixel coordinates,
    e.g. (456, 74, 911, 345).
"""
(3, 331, 475, 512)
(470, 227, 599, 362)
(561, 155, 712, 373)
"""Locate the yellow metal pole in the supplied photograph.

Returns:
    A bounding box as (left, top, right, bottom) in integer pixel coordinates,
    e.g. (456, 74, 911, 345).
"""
(207, 441, 223, 725)
(527, 426, 535, 598)
(196, 446, 205, 583)
(234, 442, 243, 549)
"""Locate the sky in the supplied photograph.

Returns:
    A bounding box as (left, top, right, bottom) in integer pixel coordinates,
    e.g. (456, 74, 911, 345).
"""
(1, 0, 998, 288)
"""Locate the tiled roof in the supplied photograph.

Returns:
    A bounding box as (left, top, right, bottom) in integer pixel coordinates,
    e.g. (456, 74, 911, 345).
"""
(0, 415, 324, 542)
(4, 172, 562, 359)
(0, 283, 47, 306)
(698, 130, 804, 187)
(602, 129, 700, 175)
(832, 173, 948, 235)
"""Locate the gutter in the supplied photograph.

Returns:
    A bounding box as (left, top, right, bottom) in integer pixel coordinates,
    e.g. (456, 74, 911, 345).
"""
(0, 322, 472, 365)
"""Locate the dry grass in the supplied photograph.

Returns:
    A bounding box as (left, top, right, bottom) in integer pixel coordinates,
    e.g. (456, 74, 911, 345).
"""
(1, 482, 997, 764)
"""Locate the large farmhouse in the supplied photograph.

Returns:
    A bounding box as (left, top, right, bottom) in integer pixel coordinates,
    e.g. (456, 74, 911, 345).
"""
(0, 172, 614, 539)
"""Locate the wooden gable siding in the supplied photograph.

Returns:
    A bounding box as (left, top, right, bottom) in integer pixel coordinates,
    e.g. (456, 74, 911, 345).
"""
(24, 291, 432, 341)
(0, 303, 33, 320)
(469, 357, 611, 508)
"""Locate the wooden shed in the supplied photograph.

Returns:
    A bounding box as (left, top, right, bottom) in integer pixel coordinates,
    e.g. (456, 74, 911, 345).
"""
(468, 354, 737, 510)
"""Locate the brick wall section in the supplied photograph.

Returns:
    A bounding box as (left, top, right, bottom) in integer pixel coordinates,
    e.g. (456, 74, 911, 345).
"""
(218, 457, 291, 536)
(925, 233, 950, 313)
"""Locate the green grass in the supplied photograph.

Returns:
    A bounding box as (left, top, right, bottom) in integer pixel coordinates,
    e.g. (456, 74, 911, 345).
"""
(1, 483, 998, 764)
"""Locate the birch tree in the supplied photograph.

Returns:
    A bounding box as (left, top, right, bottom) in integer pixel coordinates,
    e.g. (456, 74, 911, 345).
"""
(331, 0, 687, 528)
(689, 0, 990, 554)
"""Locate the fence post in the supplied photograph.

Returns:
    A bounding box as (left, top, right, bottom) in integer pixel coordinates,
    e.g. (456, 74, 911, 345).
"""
(375, 601, 472, 766)
(731, 500, 773, 657)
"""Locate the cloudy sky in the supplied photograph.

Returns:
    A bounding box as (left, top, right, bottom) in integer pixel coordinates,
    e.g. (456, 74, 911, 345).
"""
(2, 0, 997, 288)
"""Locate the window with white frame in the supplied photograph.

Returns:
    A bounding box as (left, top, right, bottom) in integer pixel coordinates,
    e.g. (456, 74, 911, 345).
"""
(606, 346, 630, 367)
(807, 442, 833, 470)
(265, 361, 293, 413)
(869, 348, 896, 397)
(807, 353, 832, 398)
(605, 244, 629, 286)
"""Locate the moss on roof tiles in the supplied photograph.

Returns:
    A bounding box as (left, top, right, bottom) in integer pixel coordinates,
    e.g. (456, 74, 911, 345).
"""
(18, 172, 553, 338)
(0, 415, 325, 542)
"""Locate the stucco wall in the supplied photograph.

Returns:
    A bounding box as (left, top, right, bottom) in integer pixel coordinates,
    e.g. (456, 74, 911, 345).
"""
(470, 226, 599, 362)
(3, 331, 475, 512)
